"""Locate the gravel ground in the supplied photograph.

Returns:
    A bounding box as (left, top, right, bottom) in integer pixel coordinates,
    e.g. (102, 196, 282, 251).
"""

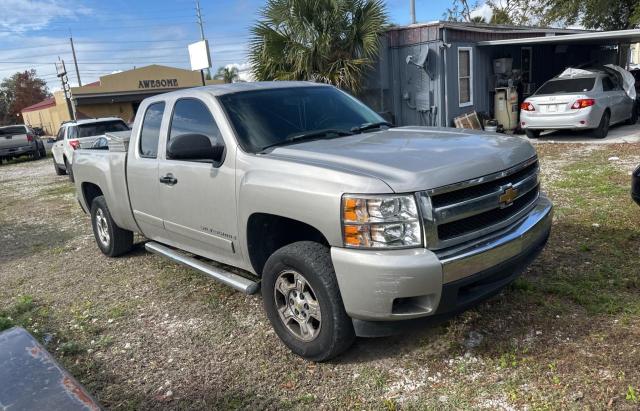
(1, 147, 639, 410)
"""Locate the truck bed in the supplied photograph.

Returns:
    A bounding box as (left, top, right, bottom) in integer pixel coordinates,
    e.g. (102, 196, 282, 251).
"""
(72, 131, 139, 232)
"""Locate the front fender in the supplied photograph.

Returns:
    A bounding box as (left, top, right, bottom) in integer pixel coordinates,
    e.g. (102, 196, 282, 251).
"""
(236, 154, 392, 261)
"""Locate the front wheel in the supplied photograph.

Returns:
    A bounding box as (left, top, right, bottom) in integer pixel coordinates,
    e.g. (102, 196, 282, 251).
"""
(261, 241, 355, 362)
(90, 195, 133, 257)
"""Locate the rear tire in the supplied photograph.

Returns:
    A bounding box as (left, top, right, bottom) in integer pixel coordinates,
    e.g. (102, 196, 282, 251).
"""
(39, 143, 47, 158)
(64, 157, 74, 182)
(593, 111, 610, 139)
(626, 103, 638, 125)
(53, 158, 66, 175)
(33, 147, 41, 160)
(90, 195, 133, 257)
(525, 129, 541, 139)
(261, 241, 355, 362)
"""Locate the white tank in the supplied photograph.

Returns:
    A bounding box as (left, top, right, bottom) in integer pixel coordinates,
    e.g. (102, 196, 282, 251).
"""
(494, 87, 519, 131)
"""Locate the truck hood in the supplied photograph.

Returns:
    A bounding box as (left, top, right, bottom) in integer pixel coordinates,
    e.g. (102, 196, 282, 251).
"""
(268, 126, 537, 192)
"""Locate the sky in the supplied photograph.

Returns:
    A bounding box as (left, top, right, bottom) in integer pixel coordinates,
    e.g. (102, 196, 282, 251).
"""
(0, 0, 462, 93)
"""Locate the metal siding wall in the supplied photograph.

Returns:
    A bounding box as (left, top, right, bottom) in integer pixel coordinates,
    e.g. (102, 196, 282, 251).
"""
(364, 29, 444, 127)
(446, 42, 490, 126)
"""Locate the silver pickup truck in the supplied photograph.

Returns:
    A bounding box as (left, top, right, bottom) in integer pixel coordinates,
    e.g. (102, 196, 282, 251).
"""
(73, 82, 553, 361)
(0, 125, 46, 163)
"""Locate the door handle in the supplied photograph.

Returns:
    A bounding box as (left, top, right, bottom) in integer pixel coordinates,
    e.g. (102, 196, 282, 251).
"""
(159, 173, 178, 185)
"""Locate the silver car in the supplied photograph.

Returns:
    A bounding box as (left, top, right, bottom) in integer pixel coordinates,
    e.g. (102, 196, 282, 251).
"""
(520, 71, 637, 139)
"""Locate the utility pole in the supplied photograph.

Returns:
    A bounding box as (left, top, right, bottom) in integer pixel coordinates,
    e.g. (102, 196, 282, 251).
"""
(69, 36, 82, 86)
(410, 0, 416, 24)
(56, 59, 75, 121)
(195, 0, 210, 82)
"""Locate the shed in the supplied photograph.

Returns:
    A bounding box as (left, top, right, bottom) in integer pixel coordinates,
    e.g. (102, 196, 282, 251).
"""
(361, 22, 640, 128)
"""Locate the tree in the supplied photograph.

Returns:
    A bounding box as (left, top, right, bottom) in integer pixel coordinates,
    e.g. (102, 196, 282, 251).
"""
(444, 0, 478, 22)
(214, 66, 239, 83)
(249, 0, 387, 93)
(482, 0, 542, 26)
(540, 0, 640, 30)
(0, 70, 50, 125)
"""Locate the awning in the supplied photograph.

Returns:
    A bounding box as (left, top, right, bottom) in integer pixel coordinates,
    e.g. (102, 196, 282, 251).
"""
(478, 29, 640, 46)
(72, 88, 190, 106)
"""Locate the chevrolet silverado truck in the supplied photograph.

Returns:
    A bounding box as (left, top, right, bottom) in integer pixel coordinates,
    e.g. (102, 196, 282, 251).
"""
(72, 82, 553, 361)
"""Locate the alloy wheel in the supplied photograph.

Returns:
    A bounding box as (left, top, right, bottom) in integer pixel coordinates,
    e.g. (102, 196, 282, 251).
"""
(273, 270, 322, 342)
(95, 208, 110, 247)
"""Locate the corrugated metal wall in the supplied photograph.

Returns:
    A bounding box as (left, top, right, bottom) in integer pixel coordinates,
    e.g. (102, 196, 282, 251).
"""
(360, 30, 445, 127)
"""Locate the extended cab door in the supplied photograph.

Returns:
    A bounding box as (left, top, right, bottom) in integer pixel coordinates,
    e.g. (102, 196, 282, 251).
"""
(126, 101, 167, 240)
(157, 97, 239, 265)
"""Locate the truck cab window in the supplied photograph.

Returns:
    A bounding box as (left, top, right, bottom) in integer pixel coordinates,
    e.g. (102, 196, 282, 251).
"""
(139, 102, 165, 158)
(168, 98, 223, 150)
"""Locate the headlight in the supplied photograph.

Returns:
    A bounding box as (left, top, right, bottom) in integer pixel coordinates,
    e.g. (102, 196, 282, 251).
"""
(342, 194, 422, 248)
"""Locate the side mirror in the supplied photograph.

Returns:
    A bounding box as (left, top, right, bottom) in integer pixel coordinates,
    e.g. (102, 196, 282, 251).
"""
(167, 133, 224, 164)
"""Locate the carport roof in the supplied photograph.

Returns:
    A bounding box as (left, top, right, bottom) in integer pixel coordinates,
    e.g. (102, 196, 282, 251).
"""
(477, 29, 640, 46)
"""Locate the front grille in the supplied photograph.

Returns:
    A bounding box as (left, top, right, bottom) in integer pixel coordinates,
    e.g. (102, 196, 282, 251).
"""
(431, 161, 538, 208)
(437, 185, 539, 240)
(421, 157, 540, 249)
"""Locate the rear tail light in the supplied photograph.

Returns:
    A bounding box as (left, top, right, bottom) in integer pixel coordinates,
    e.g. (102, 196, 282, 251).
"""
(571, 99, 595, 109)
(520, 102, 535, 111)
(26, 133, 34, 142)
(69, 139, 81, 150)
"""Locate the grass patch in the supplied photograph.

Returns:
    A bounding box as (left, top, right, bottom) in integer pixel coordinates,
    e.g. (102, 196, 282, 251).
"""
(44, 183, 76, 197)
(0, 295, 38, 332)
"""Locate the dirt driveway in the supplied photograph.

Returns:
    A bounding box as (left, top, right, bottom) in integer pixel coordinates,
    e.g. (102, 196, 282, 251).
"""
(1, 146, 639, 410)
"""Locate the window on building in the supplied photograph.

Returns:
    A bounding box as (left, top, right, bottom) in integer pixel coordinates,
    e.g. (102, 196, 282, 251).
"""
(139, 102, 165, 158)
(168, 99, 223, 156)
(458, 47, 473, 107)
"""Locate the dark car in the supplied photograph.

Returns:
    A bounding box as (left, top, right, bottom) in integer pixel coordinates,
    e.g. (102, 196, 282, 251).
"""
(633, 164, 640, 205)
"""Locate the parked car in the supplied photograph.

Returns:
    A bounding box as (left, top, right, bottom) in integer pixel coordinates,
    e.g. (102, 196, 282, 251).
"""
(72, 82, 553, 361)
(51, 118, 129, 181)
(633, 164, 640, 206)
(0, 124, 46, 164)
(520, 69, 636, 139)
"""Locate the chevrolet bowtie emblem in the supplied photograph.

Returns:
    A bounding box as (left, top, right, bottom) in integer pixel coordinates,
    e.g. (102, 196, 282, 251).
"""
(499, 185, 519, 208)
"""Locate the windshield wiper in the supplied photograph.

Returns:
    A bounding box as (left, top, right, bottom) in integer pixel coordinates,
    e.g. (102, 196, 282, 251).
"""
(260, 128, 353, 152)
(350, 121, 393, 133)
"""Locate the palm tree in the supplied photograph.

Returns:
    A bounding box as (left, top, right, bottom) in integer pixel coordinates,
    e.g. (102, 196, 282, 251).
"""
(249, 0, 387, 93)
(214, 66, 240, 83)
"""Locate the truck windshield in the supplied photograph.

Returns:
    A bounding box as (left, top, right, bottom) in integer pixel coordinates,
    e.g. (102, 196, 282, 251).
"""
(76, 120, 129, 138)
(535, 78, 595, 95)
(218, 86, 385, 153)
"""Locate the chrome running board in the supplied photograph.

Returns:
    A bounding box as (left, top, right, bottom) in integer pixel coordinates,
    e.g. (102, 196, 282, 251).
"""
(145, 242, 260, 295)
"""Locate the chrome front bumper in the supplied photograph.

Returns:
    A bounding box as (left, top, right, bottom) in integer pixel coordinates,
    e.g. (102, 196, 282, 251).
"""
(331, 195, 553, 325)
(437, 195, 553, 284)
